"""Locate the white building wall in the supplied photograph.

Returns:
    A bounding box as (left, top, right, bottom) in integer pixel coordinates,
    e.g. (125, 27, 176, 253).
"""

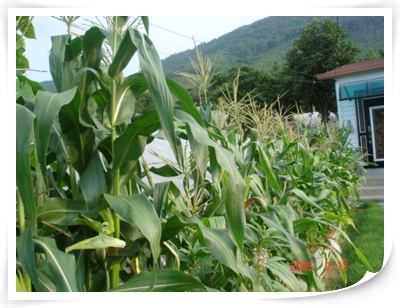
(337, 99, 358, 147)
(334, 69, 384, 149)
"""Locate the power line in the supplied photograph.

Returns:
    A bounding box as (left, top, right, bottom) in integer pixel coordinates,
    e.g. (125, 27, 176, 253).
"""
(150, 23, 204, 45)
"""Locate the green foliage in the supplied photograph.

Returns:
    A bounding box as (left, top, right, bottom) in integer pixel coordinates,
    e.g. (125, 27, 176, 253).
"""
(284, 17, 360, 121)
(16, 16, 44, 98)
(16, 16, 373, 293)
(208, 64, 289, 113)
(162, 16, 383, 79)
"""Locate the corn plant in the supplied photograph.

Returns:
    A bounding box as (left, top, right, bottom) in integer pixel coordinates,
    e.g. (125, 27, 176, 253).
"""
(203, 67, 373, 289)
(16, 16, 373, 293)
(15, 15, 261, 292)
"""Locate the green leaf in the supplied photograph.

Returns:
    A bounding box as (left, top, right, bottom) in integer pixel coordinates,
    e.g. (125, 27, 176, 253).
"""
(108, 30, 137, 79)
(203, 217, 227, 229)
(70, 67, 106, 90)
(225, 172, 246, 248)
(79, 152, 107, 211)
(82, 27, 106, 69)
(188, 217, 240, 274)
(293, 218, 319, 234)
(16, 49, 29, 74)
(256, 212, 324, 291)
(34, 88, 77, 179)
(65, 234, 126, 253)
(74, 250, 86, 292)
(16, 223, 38, 288)
(73, 215, 112, 234)
(116, 17, 129, 28)
(77, 27, 107, 126)
(112, 73, 148, 126)
(16, 104, 36, 221)
(185, 123, 209, 177)
(322, 212, 355, 229)
(160, 216, 185, 242)
(35, 271, 56, 292)
(150, 164, 181, 177)
(153, 182, 171, 217)
(16, 75, 44, 98)
(130, 29, 183, 168)
(259, 212, 313, 262)
(104, 193, 161, 267)
(110, 269, 206, 292)
(166, 78, 204, 126)
(113, 109, 160, 188)
(58, 90, 95, 174)
(175, 110, 246, 249)
(141, 16, 149, 35)
(266, 260, 305, 291)
(49, 35, 71, 92)
(37, 198, 87, 225)
(34, 237, 78, 292)
(269, 204, 298, 235)
(291, 188, 324, 211)
(257, 144, 282, 196)
(68, 66, 107, 128)
(21, 19, 36, 38)
(48, 120, 69, 168)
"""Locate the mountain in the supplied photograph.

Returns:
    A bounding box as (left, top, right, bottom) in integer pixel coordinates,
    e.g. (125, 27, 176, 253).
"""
(40, 80, 57, 93)
(161, 16, 384, 80)
(40, 16, 384, 92)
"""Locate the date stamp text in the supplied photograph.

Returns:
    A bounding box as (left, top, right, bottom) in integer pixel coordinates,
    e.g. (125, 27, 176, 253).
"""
(290, 261, 348, 272)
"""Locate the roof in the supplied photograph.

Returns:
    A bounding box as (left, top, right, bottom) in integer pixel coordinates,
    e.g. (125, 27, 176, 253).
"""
(316, 58, 384, 80)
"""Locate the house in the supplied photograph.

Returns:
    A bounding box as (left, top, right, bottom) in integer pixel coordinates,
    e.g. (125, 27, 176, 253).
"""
(316, 58, 384, 168)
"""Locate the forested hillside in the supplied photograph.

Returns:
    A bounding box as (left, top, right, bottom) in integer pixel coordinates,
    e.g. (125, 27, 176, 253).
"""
(161, 16, 384, 79)
(41, 16, 384, 92)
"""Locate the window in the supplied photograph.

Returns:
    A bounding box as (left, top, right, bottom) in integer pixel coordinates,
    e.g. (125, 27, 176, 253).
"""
(339, 78, 384, 100)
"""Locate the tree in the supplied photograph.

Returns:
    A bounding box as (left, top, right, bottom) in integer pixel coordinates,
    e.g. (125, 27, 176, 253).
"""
(361, 48, 384, 61)
(16, 16, 44, 101)
(284, 17, 360, 122)
(208, 65, 284, 107)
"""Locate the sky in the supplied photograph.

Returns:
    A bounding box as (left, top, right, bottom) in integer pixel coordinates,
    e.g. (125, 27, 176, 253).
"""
(24, 16, 266, 82)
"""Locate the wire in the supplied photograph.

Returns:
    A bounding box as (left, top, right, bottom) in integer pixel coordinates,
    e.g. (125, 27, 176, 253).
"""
(150, 23, 204, 44)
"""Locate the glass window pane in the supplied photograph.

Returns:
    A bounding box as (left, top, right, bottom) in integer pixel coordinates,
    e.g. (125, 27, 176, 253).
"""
(339, 81, 367, 100)
(368, 79, 384, 96)
(339, 78, 384, 100)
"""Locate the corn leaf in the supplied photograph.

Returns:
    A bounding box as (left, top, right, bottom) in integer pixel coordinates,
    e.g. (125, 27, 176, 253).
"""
(37, 198, 87, 225)
(34, 87, 77, 180)
(65, 234, 126, 253)
(16, 223, 38, 288)
(58, 90, 95, 174)
(113, 109, 160, 188)
(34, 237, 78, 292)
(175, 110, 246, 249)
(16, 104, 35, 221)
(130, 29, 183, 168)
(79, 152, 107, 211)
(112, 73, 148, 126)
(110, 269, 206, 292)
(104, 193, 162, 267)
(108, 29, 137, 79)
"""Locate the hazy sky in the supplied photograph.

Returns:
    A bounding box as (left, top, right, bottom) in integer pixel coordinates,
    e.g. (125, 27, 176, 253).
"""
(24, 16, 265, 82)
